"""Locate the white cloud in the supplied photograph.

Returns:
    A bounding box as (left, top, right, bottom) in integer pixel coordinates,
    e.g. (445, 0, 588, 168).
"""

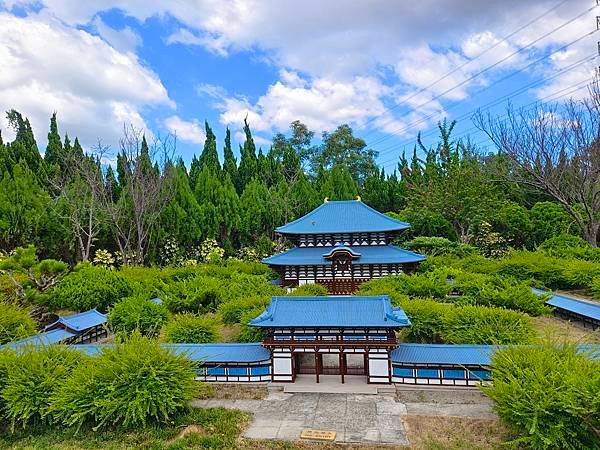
(0, 12, 172, 149)
(92, 16, 141, 54)
(166, 28, 203, 46)
(216, 73, 389, 135)
(163, 115, 206, 144)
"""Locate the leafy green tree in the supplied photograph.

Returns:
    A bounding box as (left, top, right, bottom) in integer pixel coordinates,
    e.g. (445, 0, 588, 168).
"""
(491, 201, 533, 249)
(530, 202, 573, 246)
(311, 124, 378, 186)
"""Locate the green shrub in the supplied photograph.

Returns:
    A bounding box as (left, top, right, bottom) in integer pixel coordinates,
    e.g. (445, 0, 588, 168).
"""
(482, 343, 600, 449)
(109, 296, 170, 337)
(593, 277, 600, 300)
(162, 276, 222, 314)
(163, 314, 219, 343)
(236, 308, 266, 343)
(0, 348, 16, 417)
(50, 333, 196, 430)
(50, 266, 132, 312)
(359, 274, 450, 299)
(2, 345, 82, 429)
(0, 302, 36, 345)
(443, 305, 534, 345)
(400, 299, 452, 343)
(218, 297, 268, 325)
(290, 283, 329, 296)
(404, 236, 477, 257)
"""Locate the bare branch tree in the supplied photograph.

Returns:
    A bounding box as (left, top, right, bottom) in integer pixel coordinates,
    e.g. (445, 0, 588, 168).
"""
(48, 142, 107, 262)
(474, 80, 600, 246)
(101, 124, 176, 265)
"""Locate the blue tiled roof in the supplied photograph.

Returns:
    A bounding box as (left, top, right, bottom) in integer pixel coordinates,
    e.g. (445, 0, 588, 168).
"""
(1, 328, 76, 351)
(391, 343, 600, 366)
(165, 343, 271, 363)
(533, 289, 600, 321)
(275, 200, 410, 234)
(263, 245, 425, 266)
(249, 295, 410, 328)
(391, 344, 496, 366)
(45, 309, 107, 332)
(69, 343, 270, 363)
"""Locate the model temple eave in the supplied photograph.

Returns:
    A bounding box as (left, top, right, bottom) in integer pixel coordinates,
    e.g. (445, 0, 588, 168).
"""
(275, 200, 411, 235)
(262, 245, 426, 266)
(249, 295, 411, 328)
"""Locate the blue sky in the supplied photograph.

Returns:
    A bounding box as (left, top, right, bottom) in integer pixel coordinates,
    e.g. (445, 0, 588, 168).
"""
(0, 0, 596, 172)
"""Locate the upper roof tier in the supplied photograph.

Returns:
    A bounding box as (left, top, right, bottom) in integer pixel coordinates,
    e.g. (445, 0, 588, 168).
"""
(275, 200, 410, 235)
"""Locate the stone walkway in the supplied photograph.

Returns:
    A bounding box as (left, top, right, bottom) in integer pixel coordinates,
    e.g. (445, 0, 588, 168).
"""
(192, 392, 410, 446)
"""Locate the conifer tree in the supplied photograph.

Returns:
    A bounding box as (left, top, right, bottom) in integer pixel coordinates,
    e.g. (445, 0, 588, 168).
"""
(6, 110, 42, 174)
(44, 112, 63, 168)
(222, 127, 237, 182)
(189, 155, 201, 190)
(199, 121, 220, 174)
(238, 178, 270, 245)
(236, 119, 258, 193)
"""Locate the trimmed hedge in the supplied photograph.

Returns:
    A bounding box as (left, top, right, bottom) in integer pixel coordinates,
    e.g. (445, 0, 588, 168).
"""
(483, 343, 600, 449)
(0, 302, 36, 345)
(236, 308, 266, 343)
(50, 266, 132, 312)
(290, 283, 329, 296)
(400, 299, 535, 345)
(50, 334, 197, 430)
(163, 314, 219, 344)
(218, 296, 268, 325)
(109, 296, 170, 337)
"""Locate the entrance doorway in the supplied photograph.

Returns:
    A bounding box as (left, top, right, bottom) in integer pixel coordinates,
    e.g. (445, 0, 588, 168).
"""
(294, 352, 367, 383)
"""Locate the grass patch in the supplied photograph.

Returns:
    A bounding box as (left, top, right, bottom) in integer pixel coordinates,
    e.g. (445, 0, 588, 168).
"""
(0, 407, 250, 449)
(403, 415, 510, 450)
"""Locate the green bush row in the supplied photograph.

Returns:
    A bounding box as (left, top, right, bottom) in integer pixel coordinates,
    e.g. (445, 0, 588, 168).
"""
(400, 299, 535, 345)
(0, 335, 197, 431)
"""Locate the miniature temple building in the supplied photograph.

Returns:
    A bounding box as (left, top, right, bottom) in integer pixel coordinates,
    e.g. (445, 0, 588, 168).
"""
(263, 198, 425, 294)
(249, 295, 410, 384)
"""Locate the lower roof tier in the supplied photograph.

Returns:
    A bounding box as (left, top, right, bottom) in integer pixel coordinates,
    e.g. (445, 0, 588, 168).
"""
(262, 244, 425, 266)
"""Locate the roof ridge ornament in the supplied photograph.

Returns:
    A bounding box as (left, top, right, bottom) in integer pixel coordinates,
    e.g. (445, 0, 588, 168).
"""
(355, 195, 361, 201)
(324, 197, 329, 203)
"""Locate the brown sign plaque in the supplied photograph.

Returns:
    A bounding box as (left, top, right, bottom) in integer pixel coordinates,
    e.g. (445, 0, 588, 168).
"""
(300, 429, 337, 441)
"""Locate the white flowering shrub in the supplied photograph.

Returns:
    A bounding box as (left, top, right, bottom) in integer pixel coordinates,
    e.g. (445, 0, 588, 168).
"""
(93, 249, 115, 269)
(199, 239, 225, 264)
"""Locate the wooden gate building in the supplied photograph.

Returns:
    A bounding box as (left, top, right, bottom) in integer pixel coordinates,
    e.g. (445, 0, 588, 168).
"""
(263, 199, 425, 294)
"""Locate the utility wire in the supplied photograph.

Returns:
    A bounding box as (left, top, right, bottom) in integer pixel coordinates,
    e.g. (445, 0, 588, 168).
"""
(365, 3, 597, 146)
(377, 78, 593, 170)
(360, 0, 572, 136)
(373, 53, 597, 159)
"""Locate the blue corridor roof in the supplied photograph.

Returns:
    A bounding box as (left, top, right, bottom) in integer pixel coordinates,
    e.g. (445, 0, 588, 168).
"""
(45, 309, 107, 332)
(391, 344, 496, 366)
(249, 295, 410, 328)
(263, 245, 425, 266)
(70, 343, 270, 363)
(533, 288, 600, 321)
(275, 200, 410, 235)
(1, 328, 75, 351)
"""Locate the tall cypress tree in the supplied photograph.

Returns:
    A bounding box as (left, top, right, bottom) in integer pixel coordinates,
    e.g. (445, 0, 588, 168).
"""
(6, 110, 42, 174)
(222, 127, 237, 183)
(72, 137, 84, 160)
(44, 113, 63, 168)
(199, 121, 220, 174)
(236, 119, 257, 193)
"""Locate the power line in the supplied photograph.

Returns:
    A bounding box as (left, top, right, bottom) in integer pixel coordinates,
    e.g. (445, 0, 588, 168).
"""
(373, 53, 597, 159)
(360, 0, 571, 137)
(365, 3, 597, 146)
(377, 78, 593, 170)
